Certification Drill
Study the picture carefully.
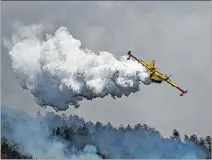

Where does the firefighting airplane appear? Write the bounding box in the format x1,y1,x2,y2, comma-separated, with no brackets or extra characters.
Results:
127,51,188,96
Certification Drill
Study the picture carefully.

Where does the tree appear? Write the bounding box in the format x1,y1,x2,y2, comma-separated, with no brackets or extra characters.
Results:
118,125,125,132
81,125,89,136
125,124,132,131
1,138,33,159
190,134,198,144
63,126,71,140
143,124,148,130
56,127,61,136
205,136,211,145
106,122,113,131
198,137,205,146
184,135,189,142
204,136,211,160
134,124,142,131
95,121,102,130
205,136,211,151
77,125,89,136
173,129,180,138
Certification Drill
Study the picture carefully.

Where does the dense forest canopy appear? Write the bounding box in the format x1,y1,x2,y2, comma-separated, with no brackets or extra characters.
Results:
1,107,211,159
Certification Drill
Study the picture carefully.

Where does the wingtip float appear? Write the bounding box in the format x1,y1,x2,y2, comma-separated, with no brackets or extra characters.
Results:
127,51,188,96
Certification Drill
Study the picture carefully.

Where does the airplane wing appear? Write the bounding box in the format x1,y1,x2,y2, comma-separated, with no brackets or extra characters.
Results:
155,70,188,96
166,79,188,96
127,51,150,69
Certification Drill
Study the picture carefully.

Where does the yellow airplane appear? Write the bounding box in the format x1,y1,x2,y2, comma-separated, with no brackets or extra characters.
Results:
127,51,188,96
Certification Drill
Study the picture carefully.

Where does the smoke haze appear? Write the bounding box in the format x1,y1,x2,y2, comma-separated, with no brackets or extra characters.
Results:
1,106,207,159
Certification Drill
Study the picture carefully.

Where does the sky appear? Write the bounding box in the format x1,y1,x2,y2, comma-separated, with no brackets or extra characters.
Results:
1,1,211,137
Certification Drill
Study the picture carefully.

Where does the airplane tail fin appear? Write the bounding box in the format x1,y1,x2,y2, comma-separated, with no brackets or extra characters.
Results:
149,60,155,68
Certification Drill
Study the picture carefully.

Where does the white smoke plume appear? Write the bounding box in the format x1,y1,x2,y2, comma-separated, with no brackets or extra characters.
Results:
5,24,151,111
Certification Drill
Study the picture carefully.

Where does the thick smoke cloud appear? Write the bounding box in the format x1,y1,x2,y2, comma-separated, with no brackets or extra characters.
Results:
5,24,151,111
